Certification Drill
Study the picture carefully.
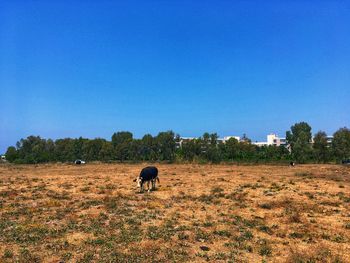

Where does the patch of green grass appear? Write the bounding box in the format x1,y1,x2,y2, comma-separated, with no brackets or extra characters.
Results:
332,234,345,243
119,225,142,244
195,228,212,242
287,245,343,263
80,199,103,209
344,222,350,229
259,242,272,256
80,186,90,192
19,248,41,262
213,229,232,238
259,203,272,209
198,194,214,204
2,249,13,259
284,205,302,223
177,231,189,240
289,232,304,239
1,222,56,245
203,221,214,227
211,186,224,194
259,225,273,235
77,251,95,263
46,190,71,200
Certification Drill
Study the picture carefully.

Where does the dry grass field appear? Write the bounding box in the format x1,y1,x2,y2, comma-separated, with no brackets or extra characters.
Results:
0,163,349,262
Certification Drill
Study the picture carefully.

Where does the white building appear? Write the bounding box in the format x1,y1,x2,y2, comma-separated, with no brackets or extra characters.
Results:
326,136,333,145
253,134,287,147
175,137,197,148
253,141,268,147
176,135,241,148
267,134,287,146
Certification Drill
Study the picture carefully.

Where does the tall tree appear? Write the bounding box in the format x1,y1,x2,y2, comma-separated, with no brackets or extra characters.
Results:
15,136,51,163
129,139,142,161
5,146,18,162
99,141,114,161
83,138,106,161
332,127,350,161
313,131,329,163
286,122,312,163
238,140,256,161
177,139,201,162
210,133,218,146
55,138,75,162
207,133,221,163
256,145,289,161
72,137,86,160
222,137,239,161
155,131,175,161
140,134,156,161
111,131,133,161
111,132,133,148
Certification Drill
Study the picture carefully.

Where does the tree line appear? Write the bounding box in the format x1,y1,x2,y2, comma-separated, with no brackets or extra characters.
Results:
4,122,350,164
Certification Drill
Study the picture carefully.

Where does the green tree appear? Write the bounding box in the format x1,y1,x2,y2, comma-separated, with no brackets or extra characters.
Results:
140,134,156,161
83,138,106,161
332,127,350,161
111,131,133,161
111,131,133,147
210,133,218,146
207,133,221,163
72,137,86,160
55,138,75,162
197,133,222,163
177,139,201,162
129,139,142,161
206,146,221,163
222,137,239,161
99,141,114,161
198,133,210,161
237,141,256,161
5,146,18,162
256,145,289,162
155,131,175,161
16,136,51,163
286,122,312,163
313,131,329,163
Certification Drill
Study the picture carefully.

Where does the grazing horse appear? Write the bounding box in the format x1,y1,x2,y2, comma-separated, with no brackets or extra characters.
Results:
134,166,159,192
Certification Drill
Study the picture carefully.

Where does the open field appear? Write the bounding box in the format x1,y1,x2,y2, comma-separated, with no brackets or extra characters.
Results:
0,163,349,262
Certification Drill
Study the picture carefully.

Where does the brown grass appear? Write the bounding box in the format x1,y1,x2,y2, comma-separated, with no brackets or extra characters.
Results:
0,163,349,262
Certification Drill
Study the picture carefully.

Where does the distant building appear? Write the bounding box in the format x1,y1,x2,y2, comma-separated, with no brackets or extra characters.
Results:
253,134,287,147
175,137,197,148
253,133,333,148
175,135,241,148
253,141,268,147
267,134,287,146
310,135,333,146
218,136,241,143
177,133,333,149
326,136,333,145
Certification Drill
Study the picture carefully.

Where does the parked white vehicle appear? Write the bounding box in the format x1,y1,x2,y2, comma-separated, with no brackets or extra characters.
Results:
74,159,86,165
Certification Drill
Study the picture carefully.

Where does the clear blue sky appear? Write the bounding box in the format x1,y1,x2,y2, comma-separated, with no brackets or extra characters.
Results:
1,0,349,153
